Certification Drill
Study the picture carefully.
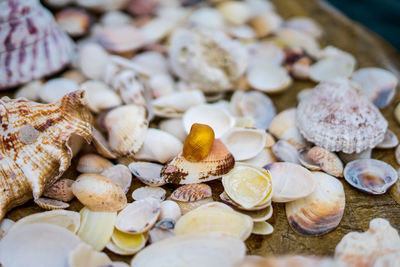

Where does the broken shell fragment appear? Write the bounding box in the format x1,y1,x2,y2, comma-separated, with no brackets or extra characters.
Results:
286,172,345,236
170,184,212,202
183,124,215,162
247,65,292,93
252,221,274,235
272,140,300,164
116,198,161,234
72,173,127,212
175,202,253,241
152,91,206,118
264,162,316,202
77,153,114,174
307,146,344,177
34,198,70,210
43,179,75,202
343,159,398,194
160,200,182,221
376,129,398,149
110,229,147,255
128,162,165,186
68,243,112,267
132,186,167,202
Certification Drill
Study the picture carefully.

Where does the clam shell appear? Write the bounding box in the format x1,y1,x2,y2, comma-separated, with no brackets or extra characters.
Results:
247,65,292,93
104,105,148,156
132,186,167,202
130,51,168,77
128,162,165,186
170,184,212,202
187,7,225,30
109,229,147,255
62,70,87,84
14,80,43,101
160,200,182,221
307,146,344,177
115,198,161,234
246,42,285,69
297,78,388,153
68,243,112,267
183,104,235,138
286,171,345,236
343,159,398,194
101,165,132,194
43,178,75,202
78,42,110,80
81,80,122,113
272,140,300,164
264,162,316,202
174,202,253,241
376,129,398,149
38,78,79,103
237,204,273,222
217,1,251,26
159,118,187,142
98,25,147,53
221,128,266,161
0,223,81,267
351,67,398,108
72,173,127,212
101,11,132,27
276,28,320,58
77,207,116,251
147,74,176,99
161,139,235,184
77,153,114,173
174,197,214,215
240,148,278,168
249,12,282,38
92,128,117,159
131,233,246,267
298,149,321,171
0,218,14,240
252,221,274,235
284,17,323,38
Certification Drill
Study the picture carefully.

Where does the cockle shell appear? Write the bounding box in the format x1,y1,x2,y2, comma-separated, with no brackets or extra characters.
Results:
43,178,75,202
0,0,74,89
297,78,388,153
170,183,212,202
161,139,235,184
307,146,344,177
286,172,345,236
0,90,92,221
34,197,69,210
128,161,165,186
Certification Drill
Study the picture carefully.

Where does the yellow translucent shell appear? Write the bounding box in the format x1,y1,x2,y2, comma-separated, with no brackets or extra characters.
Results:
110,229,146,255
183,123,215,162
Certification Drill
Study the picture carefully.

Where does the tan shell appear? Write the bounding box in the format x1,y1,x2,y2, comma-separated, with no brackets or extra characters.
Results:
34,198,70,210
68,243,112,267
0,90,92,221
307,146,344,177
101,164,132,194
335,218,400,267
77,153,114,173
174,197,214,215
297,78,388,153
286,172,345,236
170,184,212,202
161,139,235,184
43,179,75,202
72,173,127,212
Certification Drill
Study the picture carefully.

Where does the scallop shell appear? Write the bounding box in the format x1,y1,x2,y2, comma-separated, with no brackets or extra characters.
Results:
152,91,206,118
34,197,70,210
252,221,274,235
128,162,165,186
132,186,166,202
77,153,114,174
161,139,235,184
376,129,398,149
297,78,388,153
221,128,266,161
68,243,112,267
170,184,212,202
101,164,132,194
343,159,398,194
272,140,300,164
175,202,253,241
0,0,74,89
43,178,75,202
0,90,92,221
264,162,316,202
307,146,344,177
286,171,345,236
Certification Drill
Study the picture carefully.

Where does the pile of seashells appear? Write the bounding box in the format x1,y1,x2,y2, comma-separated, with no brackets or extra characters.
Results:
1,0,400,266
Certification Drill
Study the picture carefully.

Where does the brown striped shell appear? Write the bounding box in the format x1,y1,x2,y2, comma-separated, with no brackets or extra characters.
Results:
43,178,75,202
170,183,212,202
0,90,92,221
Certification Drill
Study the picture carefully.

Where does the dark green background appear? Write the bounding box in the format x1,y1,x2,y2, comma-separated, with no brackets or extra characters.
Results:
327,0,400,49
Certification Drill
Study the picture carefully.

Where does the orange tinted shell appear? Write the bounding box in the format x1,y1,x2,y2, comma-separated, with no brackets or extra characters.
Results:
183,123,215,162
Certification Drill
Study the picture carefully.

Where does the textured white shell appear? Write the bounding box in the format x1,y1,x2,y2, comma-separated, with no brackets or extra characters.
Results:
297,78,388,153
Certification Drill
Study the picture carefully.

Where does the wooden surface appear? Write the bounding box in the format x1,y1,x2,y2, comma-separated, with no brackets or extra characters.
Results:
3,0,400,262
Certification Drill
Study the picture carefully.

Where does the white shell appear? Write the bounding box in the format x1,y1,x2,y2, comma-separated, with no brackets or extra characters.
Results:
310,52,356,82
14,80,43,101
0,218,14,240
252,221,274,235
132,186,167,202
160,200,182,222
81,80,122,113
159,118,187,142
247,65,292,93
78,42,110,80
284,17,323,38
77,153,114,173
272,140,300,164
128,162,165,186
147,74,176,99
246,42,285,69
38,78,79,103
101,164,132,194
276,29,320,58
187,7,225,30
375,129,398,149
68,243,112,267
100,11,132,27
240,148,277,168
217,1,251,26
131,51,169,77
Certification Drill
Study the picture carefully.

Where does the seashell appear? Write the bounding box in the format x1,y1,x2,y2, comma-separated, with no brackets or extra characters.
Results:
115,198,161,234
221,128,266,161
183,104,235,138
230,90,276,129
77,153,114,174
127,0,157,16
237,204,273,222
0,90,92,221
390,176,400,204
128,162,165,186
43,0,73,8
297,78,388,153
240,148,278,168
78,42,110,80
11,210,80,233
152,91,206,118
101,165,132,194
220,190,272,212
288,57,312,80
351,67,398,108
246,42,285,69
131,232,246,267
249,12,282,38
272,140,300,164
307,146,344,177
55,8,91,37
98,25,147,54
376,129,398,149
0,218,14,240
148,227,174,244
140,17,179,44
75,0,129,12
160,200,182,221
147,74,176,99
187,7,225,30
396,146,400,165
174,197,214,215
334,218,400,267
343,159,398,194
135,128,183,163
81,80,122,113
169,28,247,93
14,80,43,101
170,184,212,202
0,223,82,267
222,163,272,209
101,11,132,27
175,202,253,240
239,255,337,267
43,179,75,202
110,262,130,267
276,29,320,58
132,186,167,202
92,128,117,159
269,108,306,149
247,65,292,93
62,70,87,84
182,123,215,162
298,149,321,171
284,17,323,38
161,139,235,184
68,243,112,267
104,105,148,156
217,1,251,26
286,171,345,236
34,198,70,210
309,53,356,82
72,173,127,212
0,0,74,89
38,78,80,103
68,133,85,158
227,25,256,40
252,221,274,235
159,118,187,142
338,149,372,164
155,219,175,231
77,207,116,251
296,88,313,102
108,229,147,255
264,162,316,202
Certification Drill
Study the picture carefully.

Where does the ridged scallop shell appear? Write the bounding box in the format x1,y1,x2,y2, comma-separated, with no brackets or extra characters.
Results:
170,184,212,202
0,0,74,89
161,139,235,184
0,90,92,221
297,78,388,153
286,172,345,236
34,197,69,210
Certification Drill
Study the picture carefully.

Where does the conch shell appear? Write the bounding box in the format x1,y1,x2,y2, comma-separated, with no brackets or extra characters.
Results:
0,90,92,221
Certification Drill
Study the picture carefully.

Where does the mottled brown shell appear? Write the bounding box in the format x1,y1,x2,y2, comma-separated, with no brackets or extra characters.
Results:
307,146,343,177
0,90,92,220
43,179,75,202
170,184,212,202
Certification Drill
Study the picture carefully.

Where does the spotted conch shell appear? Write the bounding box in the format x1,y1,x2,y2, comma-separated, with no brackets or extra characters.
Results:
0,90,92,220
